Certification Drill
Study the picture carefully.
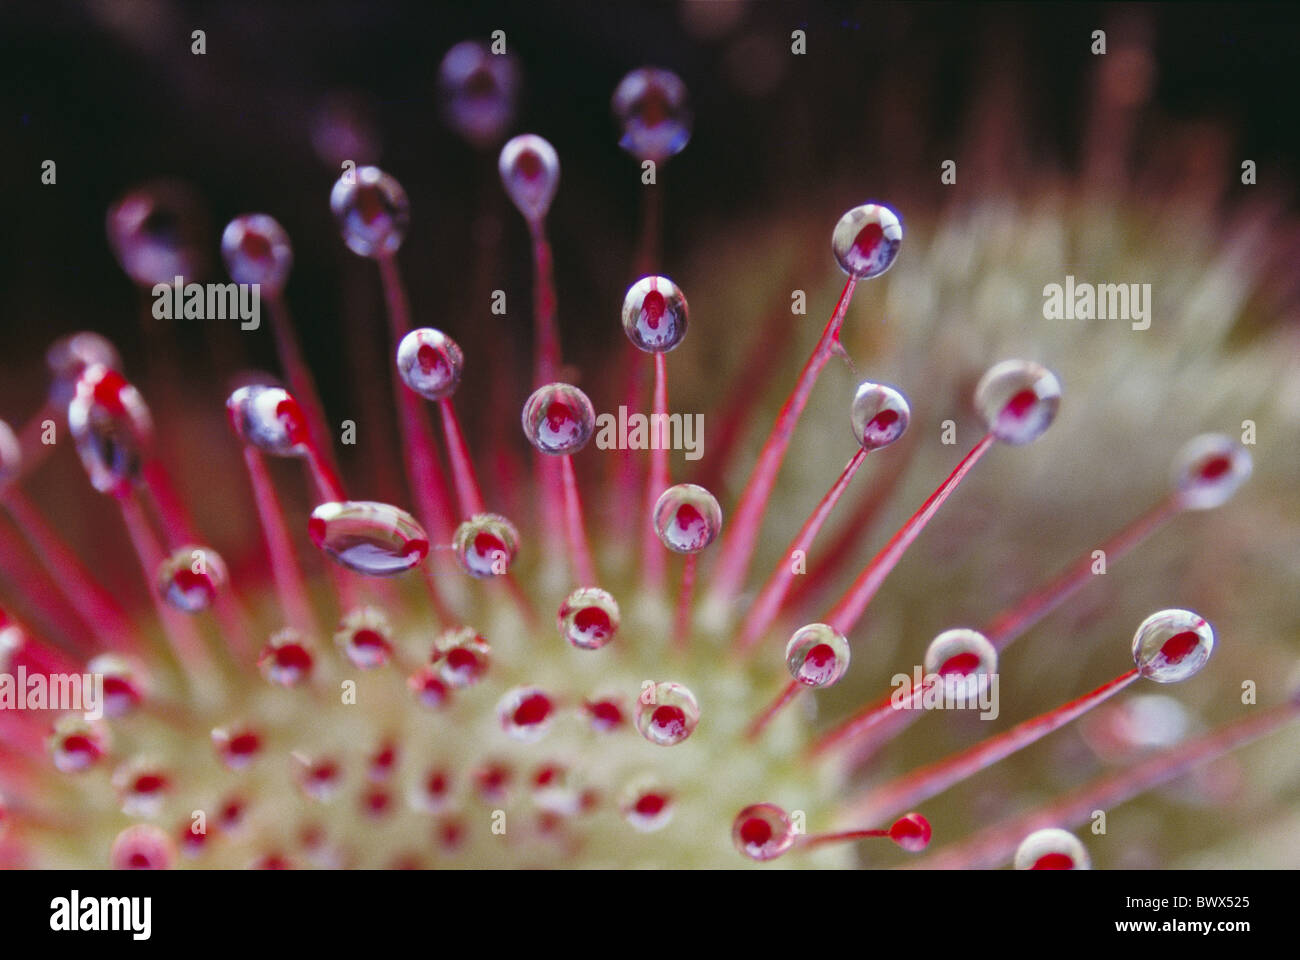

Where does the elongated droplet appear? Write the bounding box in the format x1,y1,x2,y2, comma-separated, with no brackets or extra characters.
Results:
785,623,851,688
396,328,465,401
221,214,293,292
612,67,692,162
974,359,1062,445
1131,609,1214,683
309,501,429,576
1171,433,1252,510
157,545,227,613
432,628,491,688
226,383,311,457
498,687,556,742
924,628,999,698
330,166,410,258
850,381,911,450
452,513,520,577
1014,828,1091,870
499,134,560,224
438,40,519,148
831,203,903,279
653,483,722,554
622,276,688,353
635,681,699,746
259,629,314,687
67,365,153,496
521,383,596,455
732,803,795,861
558,587,621,650
621,778,674,832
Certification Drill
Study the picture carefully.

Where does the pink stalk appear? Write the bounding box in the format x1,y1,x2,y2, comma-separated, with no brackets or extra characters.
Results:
710,276,860,606
0,523,102,656
528,222,562,387
559,455,597,588
839,668,1141,827
809,680,923,761
798,827,896,849
672,553,698,652
823,434,996,636
13,404,58,483
437,398,486,517
641,351,670,589
734,448,868,654
241,447,318,637
745,679,802,741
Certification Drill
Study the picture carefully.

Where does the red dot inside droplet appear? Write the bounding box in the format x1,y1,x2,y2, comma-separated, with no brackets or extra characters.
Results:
1199,456,1232,480
636,793,668,816
1002,388,1039,420
416,343,448,376
1160,630,1201,664
740,816,773,849
352,629,389,656
651,704,687,738
939,651,982,676
852,221,884,261
275,643,312,673
642,289,666,329
545,400,575,432
513,693,553,727
867,408,899,436
587,700,623,730
573,606,612,639
516,149,543,180
1032,852,1075,870
240,230,273,263
275,397,309,446
675,502,703,532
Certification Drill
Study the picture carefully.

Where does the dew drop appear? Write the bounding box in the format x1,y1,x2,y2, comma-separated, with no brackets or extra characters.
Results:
47,332,122,408
612,67,692,162
850,381,911,450
924,628,999,698
334,608,394,669
732,803,795,861
259,628,314,686
635,681,700,746
521,383,596,455
432,628,492,688
221,213,293,292
974,359,1062,445
831,203,903,279
1170,433,1252,510
1131,609,1214,683
309,501,429,577
785,623,851,688
226,383,311,457
438,40,520,148
67,365,153,496
499,134,560,224
498,687,556,742
0,419,20,485
452,513,520,577
329,166,410,258
87,654,147,717
653,483,722,554
888,813,932,852
106,181,209,287
157,545,227,613
621,778,674,832
622,275,689,353
48,717,109,773
558,587,621,650
396,328,465,401
110,823,175,870
1014,828,1091,870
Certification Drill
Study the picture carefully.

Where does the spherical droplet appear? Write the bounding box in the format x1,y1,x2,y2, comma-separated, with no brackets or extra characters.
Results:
889,813,933,852
1014,828,1091,870
1131,609,1214,683
1171,433,1252,510
334,607,394,669
499,134,560,224
47,332,122,408
157,545,227,613
48,717,109,773
974,359,1062,445
221,213,293,292
612,67,692,162
309,501,429,577
259,628,314,686
621,778,674,832
635,681,700,746
396,328,465,401
438,40,520,148
521,383,596,455
585,696,625,732
732,803,795,861
87,654,147,717
850,381,911,450
106,181,210,287
329,166,409,258
558,587,621,650
111,823,175,870
226,383,311,457
452,513,520,577
622,275,689,353
432,628,492,688
784,623,851,688
831,203,903,279
407,667,451,710
0,419,21,485
924,628,999,698
67,365,153,496
498,687,556,742
652,483,722,554
211,727,261,771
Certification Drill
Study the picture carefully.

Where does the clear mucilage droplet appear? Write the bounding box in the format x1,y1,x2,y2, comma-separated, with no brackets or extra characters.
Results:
329,166,410,258
396,328,465,401
452,513,520,577
49,716,109,773
497,687,556,742
557,587,621,650
67,365,153,497
1131,609,1214,683
831,203,903,279
924,628,999,697
635,681,699,746
431,628,492,688
499,134,560,224
106,181,210,287
652,483,722,553
226,384,311,457
87,654,147,717
1014,828,1091,870
1170,433,1252,510
438,40,520,148
974,359,1062,445
221,214,293,293
611,67,692,162
622,276,688,353
784,623,851,688
732,803,795,861
850,381,911,451
620,777,674,832
47,332,122,408
308,501,430,577
335,607,393,670
259,629,314,687
111,823,175,870
521,383,596,455
157,545,228,613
